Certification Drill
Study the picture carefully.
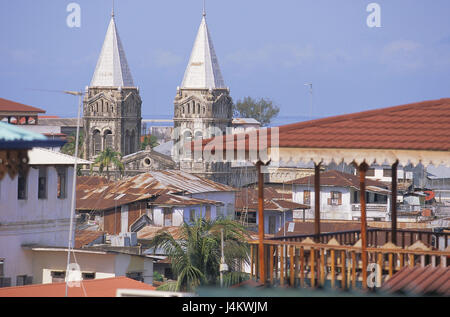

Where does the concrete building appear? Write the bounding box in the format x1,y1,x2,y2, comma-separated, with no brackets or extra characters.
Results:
290,170,391,221
0,147,91,287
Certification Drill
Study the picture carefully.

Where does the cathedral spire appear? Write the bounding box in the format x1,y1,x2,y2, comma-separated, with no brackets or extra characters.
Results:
181,10,226,89
90,11,134,87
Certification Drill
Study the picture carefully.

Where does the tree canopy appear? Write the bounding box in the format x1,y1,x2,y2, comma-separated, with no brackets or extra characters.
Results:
90,147,124,179
149,218,250,292
233,97,280,127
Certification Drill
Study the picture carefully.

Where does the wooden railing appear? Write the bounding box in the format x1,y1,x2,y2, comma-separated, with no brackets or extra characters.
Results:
249,239,450,289
271,229,450,250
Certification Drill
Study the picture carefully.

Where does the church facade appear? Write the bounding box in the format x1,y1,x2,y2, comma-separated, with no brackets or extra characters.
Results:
172,11,233,185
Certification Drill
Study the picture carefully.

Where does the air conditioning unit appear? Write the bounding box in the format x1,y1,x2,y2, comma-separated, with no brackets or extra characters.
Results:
120,232,137,247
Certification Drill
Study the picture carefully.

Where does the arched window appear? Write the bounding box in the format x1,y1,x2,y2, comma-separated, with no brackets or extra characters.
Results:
130,130,136,154
187,103,190,114
194,131,203,141
104,130,113,150
93,130,101,155
197,104,200,114
125,130,130,155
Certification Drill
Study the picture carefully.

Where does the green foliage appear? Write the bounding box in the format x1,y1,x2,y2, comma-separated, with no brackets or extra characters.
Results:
149,218,250,292
90,147,124,179
233,97,280,127
141,135,160,150
153,271,164,282
61,130,84,158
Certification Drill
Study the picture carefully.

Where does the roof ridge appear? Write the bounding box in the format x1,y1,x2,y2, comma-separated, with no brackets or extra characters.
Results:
278,98,450,132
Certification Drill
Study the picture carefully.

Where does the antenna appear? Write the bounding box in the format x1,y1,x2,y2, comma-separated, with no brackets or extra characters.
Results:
304,83,313,120
203,0,206,17
112,0,115,17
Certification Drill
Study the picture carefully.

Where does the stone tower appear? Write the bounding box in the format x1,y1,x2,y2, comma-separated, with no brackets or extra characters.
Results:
83,11,141,161
173,10,233,184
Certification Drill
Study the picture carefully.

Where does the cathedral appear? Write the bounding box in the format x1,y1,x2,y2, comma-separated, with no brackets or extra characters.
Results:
172,10,234,185
80,7,311,185
82,10,174,175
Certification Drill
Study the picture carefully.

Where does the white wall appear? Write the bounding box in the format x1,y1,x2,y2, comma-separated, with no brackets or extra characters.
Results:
191,191,236,219
292,185,353,220
0,165,74,285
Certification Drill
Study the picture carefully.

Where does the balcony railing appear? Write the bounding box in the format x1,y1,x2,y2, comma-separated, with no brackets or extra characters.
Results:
271,228,450,250
249,237,449,290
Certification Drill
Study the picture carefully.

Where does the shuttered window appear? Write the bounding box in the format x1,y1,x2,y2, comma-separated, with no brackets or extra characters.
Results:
328,191,342,206
303,190,311,205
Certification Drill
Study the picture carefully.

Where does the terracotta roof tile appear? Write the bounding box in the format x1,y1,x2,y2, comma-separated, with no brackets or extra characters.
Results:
0,97,46,113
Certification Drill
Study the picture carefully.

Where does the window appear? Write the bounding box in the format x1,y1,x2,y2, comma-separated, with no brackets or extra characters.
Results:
17,171,27,200
16,275,32,286
303,190,311,205
366,168,375,177
0,259,4,277
268,216,276,234
383,169,392,177
216,206,224,219
51,271,65,283
163,208,172,227
328,191,342,206
93,130,101,155
126,272,143,282
82,272,95,280
57,167,67,199
38,167,47,199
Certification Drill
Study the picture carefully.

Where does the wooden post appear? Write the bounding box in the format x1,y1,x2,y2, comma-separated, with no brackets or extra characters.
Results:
351,251,357,289
280,245,285,286
391,162,398,245
320,248,325,286
341,250,346,289
359,163,369,290
330,249,335,288
310,248,316,288
300,247,305,288
269,245,274,285
257,161,265,284
250,244,254,278
314,163,321,242
289,246,294,286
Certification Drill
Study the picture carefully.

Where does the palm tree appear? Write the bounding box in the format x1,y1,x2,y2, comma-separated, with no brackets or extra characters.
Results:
149,218,250,292
61,130,84,158
90,147,124,179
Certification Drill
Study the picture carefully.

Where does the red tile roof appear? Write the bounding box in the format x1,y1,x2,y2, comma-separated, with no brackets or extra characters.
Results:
193,98,450,153
0,276,156,297
381,265,450,296
0,97,46,113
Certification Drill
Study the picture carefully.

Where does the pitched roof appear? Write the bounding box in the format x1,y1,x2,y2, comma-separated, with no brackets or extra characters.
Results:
193,98,450,167
90,15,134,87
235,187,309,212
381,265,450,296
0,276,155,297
181,15,226,89
75,230,105,248
28,147,92,165
76,170,235,212
0,97,45,113
288,170,390,194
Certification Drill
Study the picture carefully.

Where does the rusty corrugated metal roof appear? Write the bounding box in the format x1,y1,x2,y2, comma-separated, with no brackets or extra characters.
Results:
235,187,309,212
77,170,234,212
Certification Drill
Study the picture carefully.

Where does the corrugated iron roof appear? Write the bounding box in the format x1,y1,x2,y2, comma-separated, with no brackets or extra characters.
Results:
76,170,234,212
288,170,390,194
381,265,450,296
235,187,309,212
75,230,105,249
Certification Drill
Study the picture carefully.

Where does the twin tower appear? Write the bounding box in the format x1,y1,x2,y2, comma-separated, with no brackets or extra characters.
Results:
82,9,232,183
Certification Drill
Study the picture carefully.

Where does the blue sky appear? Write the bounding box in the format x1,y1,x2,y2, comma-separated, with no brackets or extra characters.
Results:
1,0,449,125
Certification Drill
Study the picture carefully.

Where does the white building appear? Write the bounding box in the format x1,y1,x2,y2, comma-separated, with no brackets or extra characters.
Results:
291,170,391,221
0,148,91,287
